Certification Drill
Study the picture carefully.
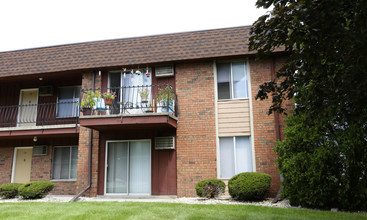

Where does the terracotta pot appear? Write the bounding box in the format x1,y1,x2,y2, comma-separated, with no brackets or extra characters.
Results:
105,98,113,106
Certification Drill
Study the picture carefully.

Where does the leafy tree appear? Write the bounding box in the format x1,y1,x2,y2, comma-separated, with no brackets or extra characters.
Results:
249,0,367,211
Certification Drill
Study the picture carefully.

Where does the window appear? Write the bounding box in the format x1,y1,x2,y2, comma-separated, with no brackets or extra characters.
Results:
217,62,249,99
52,146,78,180
219,136,253,179
57,86,81,117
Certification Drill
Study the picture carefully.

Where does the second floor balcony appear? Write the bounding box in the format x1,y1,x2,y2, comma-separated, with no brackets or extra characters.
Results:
0,102,79,137
79,84,177,131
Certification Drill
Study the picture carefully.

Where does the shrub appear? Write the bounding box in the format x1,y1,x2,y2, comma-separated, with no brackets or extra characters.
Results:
0,183,23,199
18,181,54,199
276,113,367,211
196,179,226,198
228,172,271,201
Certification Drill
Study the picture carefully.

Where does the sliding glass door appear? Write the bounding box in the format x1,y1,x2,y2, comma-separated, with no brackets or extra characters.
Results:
105,140,151,195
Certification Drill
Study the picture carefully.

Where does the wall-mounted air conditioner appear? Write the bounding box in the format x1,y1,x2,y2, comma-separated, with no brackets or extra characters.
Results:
33,145,48,156
155,65,174,77
39,86,54,96
155,136,175,150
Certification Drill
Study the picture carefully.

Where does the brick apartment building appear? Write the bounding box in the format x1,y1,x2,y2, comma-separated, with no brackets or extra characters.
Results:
0,26,285,198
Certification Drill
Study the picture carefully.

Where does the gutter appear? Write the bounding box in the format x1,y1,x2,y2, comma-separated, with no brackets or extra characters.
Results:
70,71,95,202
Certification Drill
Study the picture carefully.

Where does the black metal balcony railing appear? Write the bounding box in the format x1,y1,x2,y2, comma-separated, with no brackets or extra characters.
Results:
80,84,176,116
0,102,79,128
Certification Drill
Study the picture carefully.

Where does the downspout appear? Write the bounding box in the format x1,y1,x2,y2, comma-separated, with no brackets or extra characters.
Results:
70,71,95,202
271,58,281,141
270,59,283,203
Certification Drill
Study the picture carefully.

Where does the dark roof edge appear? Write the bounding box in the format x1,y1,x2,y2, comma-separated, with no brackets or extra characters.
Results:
0,25,252,54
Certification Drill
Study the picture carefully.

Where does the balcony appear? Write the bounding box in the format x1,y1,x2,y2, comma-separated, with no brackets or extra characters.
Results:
79,85,177,131
0,102,79,138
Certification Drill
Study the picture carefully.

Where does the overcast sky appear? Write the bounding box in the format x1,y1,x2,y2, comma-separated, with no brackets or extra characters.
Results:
0,0,270,52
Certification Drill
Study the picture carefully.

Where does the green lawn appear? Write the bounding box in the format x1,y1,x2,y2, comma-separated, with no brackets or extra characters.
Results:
0,202,366,220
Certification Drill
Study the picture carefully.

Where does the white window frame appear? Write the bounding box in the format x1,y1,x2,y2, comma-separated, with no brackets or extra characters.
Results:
56,85,81,118
219,136,253,179
51,145,78,180
217,62,248,100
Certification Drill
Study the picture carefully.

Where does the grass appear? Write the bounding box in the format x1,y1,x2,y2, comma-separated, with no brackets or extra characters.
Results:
0,202,366,220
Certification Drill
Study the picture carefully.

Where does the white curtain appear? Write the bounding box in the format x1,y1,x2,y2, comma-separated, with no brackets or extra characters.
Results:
232,62,248,98
219,137,235,179
52,146,77,180
219,136,253,179
235,137,253,173
106,142,128,193
129,141,151,194
106,141,150,194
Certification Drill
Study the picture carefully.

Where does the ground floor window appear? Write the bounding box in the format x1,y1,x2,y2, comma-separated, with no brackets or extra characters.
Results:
106,140,151,195
219,136,253,179
52,146,78,180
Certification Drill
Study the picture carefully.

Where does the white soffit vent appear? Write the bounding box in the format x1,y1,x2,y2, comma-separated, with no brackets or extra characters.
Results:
155,136,175,150
39,86,54,96
33,145,48,156
155,65,174,77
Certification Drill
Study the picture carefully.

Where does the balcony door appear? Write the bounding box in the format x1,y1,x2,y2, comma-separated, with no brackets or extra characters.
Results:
108,70,151,114
105,140,151,195
18,89,38,127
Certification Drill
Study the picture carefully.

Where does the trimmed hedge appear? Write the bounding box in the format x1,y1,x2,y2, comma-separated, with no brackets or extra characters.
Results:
0,183,23,199
18,181,54,199
228,172,271,201
196,179,225,198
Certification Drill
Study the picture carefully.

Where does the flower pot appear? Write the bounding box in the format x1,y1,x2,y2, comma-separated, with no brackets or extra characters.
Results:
82,107,91,116
105,98,113,106
141,97,148,103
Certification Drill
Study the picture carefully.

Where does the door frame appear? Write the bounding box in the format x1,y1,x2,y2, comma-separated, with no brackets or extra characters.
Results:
17,88,39,127
11,147,33,183
104,139,151,196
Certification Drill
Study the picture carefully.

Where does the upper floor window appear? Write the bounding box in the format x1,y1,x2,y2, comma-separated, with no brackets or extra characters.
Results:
217,62,249,99
57,86,81,118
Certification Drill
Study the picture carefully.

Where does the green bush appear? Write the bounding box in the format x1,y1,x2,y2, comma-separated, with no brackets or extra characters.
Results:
276,113,367,211
18,181,54,199
0,183,23,199
228,172,271,201
196,179,226,198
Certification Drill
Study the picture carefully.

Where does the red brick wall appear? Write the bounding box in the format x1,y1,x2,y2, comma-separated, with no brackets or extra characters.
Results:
76,71,101,196
0,147,14,184
175,61,217,197
249,57,286,196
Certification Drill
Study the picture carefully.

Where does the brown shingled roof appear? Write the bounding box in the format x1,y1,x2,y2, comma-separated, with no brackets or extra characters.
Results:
0,26,254,77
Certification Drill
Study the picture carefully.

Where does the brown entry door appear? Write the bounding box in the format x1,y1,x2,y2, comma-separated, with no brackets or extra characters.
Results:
19,89,38,127
13,148,33,183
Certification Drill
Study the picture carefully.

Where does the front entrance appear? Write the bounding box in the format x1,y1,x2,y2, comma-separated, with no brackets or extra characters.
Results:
18,89,39,126
12,147,33,183
105,140,151,195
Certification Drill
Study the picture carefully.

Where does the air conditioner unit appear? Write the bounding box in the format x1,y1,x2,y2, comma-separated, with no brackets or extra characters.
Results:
155,136,175,150
33,145,48,156
39,86,54,96
155,65,174,77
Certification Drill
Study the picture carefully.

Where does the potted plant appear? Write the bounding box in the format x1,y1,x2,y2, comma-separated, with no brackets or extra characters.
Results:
80,90,100,115
156,87,175,113
103,91,116,106
139,88,150,103
145,104,153,113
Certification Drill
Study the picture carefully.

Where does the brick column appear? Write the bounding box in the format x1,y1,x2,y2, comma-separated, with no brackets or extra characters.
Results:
76,71,101,197
175,61,217,197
